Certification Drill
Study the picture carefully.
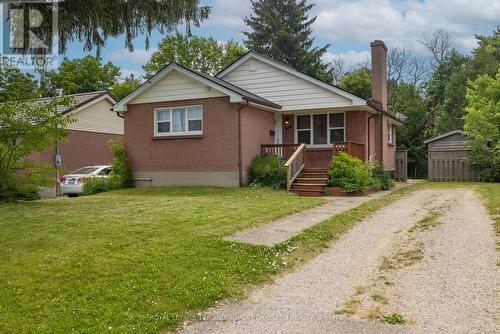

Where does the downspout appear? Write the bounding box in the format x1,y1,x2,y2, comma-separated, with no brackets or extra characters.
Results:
116,112,124,119
236,100,250,186
367,110,379,162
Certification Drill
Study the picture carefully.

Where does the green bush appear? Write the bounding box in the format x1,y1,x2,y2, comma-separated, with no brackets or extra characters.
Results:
108,139,134,189
248,155,287,189
15,185,40,201
83,177,114,195
328,152,372,192
82,140,133,196
371,165,395,190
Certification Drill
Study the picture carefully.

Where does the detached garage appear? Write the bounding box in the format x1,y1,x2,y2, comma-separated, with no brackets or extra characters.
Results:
425,130,480,181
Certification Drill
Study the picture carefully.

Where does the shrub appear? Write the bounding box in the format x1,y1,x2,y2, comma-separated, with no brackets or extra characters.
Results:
108,139,134,189
248,155,287,189
82,140,133,196
371,165,395,190
83,177,114,195
328,152,371,192
15,185,41,201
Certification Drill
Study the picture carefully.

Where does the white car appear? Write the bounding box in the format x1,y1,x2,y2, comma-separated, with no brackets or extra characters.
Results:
59,165,113,197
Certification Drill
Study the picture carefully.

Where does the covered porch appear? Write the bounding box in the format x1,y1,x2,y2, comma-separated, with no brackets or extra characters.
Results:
263,110,369,168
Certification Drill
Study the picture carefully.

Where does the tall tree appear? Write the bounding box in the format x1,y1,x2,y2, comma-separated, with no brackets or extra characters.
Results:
111,77,142,101
338,68,372,99
390,83,429,178
143,33,246,77
0,66,39,102
40,56,120,95
425,51,469,135
419,29,455,67
243,0,332,82
463,70,500,182
8,1,210,55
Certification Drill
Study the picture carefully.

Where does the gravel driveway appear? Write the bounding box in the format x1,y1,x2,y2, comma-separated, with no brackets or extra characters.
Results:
179,188,498,334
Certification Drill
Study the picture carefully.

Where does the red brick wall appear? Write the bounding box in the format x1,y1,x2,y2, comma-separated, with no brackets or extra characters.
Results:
241,106,275,172
124,96,240,172
29,130,121,173
346,110,369,159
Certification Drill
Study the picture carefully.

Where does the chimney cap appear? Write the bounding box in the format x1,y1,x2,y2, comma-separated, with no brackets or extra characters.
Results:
370,40,387,51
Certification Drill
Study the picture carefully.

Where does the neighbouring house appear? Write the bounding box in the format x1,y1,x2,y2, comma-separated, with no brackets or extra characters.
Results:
29,91,123,174
113,40,403,194
425,130,480,181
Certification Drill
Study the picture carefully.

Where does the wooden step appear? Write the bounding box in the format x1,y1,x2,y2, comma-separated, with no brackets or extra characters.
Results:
303,168,329,173
290,189,324,197
301,173,328,179
291,184,325,192
296,177,328,184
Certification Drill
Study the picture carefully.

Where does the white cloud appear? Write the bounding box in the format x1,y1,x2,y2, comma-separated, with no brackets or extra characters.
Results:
117,68,145,82
107,48,157,66
322,50,370,69
313,0,500,53
205,0,499,55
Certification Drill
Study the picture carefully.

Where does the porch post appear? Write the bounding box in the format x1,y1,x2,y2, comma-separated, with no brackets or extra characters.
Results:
274,111,283,144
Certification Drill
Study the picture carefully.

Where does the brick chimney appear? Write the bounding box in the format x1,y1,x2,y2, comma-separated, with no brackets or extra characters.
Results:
370,40,388,110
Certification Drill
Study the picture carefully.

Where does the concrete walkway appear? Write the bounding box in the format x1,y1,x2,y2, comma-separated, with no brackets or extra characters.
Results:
224,191,390,246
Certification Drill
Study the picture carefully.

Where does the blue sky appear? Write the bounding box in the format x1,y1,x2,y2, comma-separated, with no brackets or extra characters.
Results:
62,0,500,80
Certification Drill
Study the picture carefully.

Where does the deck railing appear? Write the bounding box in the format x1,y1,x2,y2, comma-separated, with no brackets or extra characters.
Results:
284,144,306,191
332,142,365,160
261,144,301,161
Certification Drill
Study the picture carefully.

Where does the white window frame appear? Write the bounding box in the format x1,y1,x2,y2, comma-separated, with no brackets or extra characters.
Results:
153,105,203,137
329,112,345,144
296,115,312,145
294,111,345,147
387,124,393,144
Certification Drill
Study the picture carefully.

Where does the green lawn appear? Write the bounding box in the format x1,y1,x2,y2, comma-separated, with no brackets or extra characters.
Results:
0,187,324,334
1,183,497,333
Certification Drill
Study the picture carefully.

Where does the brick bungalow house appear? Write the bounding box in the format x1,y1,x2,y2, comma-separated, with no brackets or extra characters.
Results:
30,91,123,173
113,40,402,194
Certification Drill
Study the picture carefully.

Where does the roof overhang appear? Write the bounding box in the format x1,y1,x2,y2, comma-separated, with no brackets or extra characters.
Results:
424,130,465,145
112,63,280,112
366,100,404,126
65,92,116,116
217,51,368,107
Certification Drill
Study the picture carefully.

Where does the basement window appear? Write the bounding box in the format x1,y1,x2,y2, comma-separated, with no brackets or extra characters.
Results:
154,105,203,137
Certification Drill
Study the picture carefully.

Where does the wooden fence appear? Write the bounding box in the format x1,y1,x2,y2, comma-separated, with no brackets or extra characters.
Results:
395,150,407,182
428,150,480,181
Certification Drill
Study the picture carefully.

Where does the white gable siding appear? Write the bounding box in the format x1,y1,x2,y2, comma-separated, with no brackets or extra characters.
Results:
130,70,225,105
222,58,352,111
67,98,123,135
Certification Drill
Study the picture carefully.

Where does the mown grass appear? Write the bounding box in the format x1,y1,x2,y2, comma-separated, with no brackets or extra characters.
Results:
2,181,495,333
0,187,324,334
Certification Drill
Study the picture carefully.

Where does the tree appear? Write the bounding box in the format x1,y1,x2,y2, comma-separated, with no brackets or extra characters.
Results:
328,57,347,85
243,0,332,82
0,66,39,103
468,28,500,79
463,69,500,182
419,29,455,66
111,77,142,101
0,96,74,201
8,1,210,55
425,51,469,135
339,67,372,99
390,83,429,178
40,56,120,95
143,33,246,77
